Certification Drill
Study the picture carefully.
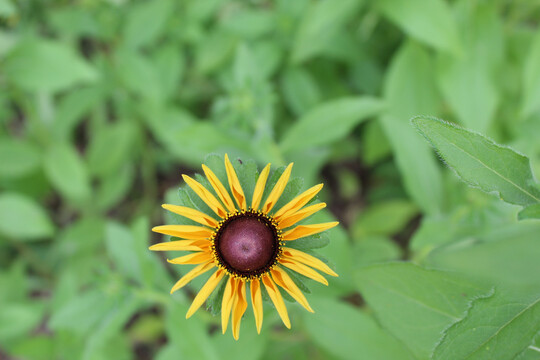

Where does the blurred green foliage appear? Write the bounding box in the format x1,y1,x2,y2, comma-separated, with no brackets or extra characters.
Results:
1,0,540,359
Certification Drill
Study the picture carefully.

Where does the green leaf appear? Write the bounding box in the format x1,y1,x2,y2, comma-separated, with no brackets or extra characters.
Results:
81,295,142,360
52,86,104,141
412,117,540,206
4,39,98,92
361,120,392,166
220,9,275,40
96,164,134,212
291,0,360,63
55,217,105,258
50,290,111,334
141,105,252,166
210,312,268,360
522,28,540,118
424,221,540,291
376,0,460,54
105,221,142,283
8,335,54,360
515,334,540,360
131,216,172,292
195,32,236,74
0,303,43,343
352,200,417,238
44,142,91,202
123,0,173,49
353,236,402,266
433,289,540,360
302,297,415,360
0,139,41,179
165,303,219,360
280,97,385,153
519,204,540,220
87,121,137,178
381,42,443,214
286,233,330,251
356,262,490,359
436,3,502,132
116,49,163,102
280,67,321,116
0,0,16,17
153,43,185,99
0,193,54,240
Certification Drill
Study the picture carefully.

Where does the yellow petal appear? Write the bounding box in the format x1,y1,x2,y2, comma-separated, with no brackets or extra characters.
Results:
186,269,225,318
262,163,293,214
202,164,236,213
250,278,263,334
279,258,328,285
149,239,210,251
152,225,214,240
281,222,339,241
282,247,338,277
224,154,247,210
221,277,236,334
167,251,212,265
251,163,271,211
162,204,219,228
274,184,323,221
261,275,291,329
278,203,327,229
170,262,214,294
183,175,228,218
271,267,313,313
232,281,248,340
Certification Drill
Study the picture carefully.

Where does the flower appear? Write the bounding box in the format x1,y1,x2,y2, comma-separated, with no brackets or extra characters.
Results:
150,154,338,339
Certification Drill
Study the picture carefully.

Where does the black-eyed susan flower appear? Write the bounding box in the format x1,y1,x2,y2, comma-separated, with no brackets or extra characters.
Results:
150,154,338,339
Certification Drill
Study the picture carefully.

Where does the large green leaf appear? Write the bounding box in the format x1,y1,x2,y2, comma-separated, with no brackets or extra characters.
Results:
522,28,540,118
352,200,417,238
280,67,321,116
105,221,142,283
413,117,540,206
381,42,443,214
44,142,91,202
303,297,415,360
115,49,163,102
0,193,54,240
424,221,540,291
376,0,460,54
280,97,385,154
356,262,490,359
291,0,360,63
141,105,252,166
86,121,137,178
0,139,41,179
518,204,540,220
210,312,268,360
433,289,540,360
122,0,173,49
3,39,98,92
436,3,502,132
165,303,219,360
52,86,105,141
0,303,43,344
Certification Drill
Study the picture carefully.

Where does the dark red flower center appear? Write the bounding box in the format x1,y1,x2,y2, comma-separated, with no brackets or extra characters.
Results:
214,211,280,277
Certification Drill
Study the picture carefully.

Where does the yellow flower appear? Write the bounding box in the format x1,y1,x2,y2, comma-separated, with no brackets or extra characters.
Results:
150,155,338,339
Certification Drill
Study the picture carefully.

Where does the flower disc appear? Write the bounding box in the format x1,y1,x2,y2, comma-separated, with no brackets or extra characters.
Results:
214,211,280,277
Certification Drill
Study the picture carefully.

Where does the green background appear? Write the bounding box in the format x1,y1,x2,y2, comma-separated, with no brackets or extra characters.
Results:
1,0,540,359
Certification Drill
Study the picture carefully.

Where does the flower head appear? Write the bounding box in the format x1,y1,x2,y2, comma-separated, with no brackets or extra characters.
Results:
150,154,338,339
